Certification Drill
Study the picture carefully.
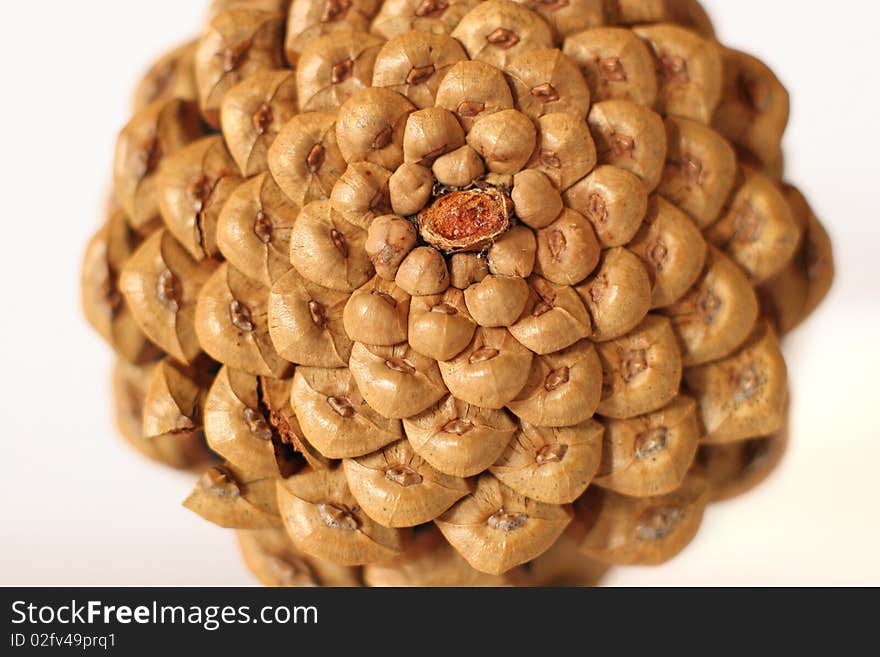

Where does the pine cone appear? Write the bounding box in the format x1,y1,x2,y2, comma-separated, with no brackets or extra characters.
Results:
83,0,834,586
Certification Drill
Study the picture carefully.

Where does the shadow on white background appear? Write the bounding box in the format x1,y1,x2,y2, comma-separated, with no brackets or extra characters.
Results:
0,0,877,586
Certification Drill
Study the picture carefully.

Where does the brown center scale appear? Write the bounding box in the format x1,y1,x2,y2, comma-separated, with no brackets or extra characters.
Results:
416,187,513,253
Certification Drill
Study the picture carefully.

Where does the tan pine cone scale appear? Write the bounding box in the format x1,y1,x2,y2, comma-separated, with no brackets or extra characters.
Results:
83,0,833,586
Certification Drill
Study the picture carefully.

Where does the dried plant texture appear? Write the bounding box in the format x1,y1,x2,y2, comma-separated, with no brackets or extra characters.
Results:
713,48,789,175
508,275,592,354
238,528,363,586
277,467,406,565
435,475,572,574
759,186,834,335
525,525,609,586
490,420,604,504
87,0,833,587
194,263,291,377
217,173,298,287
141,359,213,465
221,70,298,177
114,99,204,234
203,367,319,481
595,314,682,419
363,525,518,586
403,395,516,477
296,32,385,112
344,440,471,526
705,167,800,284
82,212,161,365
157,136,244,260
195,9,285,127
695,415,789,502
119,230,215,364
285,0,380,66
112,360,212,469
268,112,347,207
685,321,788,444
578,475,710,565
134,41,199,111
373,33,468,110
594,396,700,497
184,465,283,529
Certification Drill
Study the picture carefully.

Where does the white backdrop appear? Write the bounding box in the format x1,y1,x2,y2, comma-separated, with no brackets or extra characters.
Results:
0,0,877,586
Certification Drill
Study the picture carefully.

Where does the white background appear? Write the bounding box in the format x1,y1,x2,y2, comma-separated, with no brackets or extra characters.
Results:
0,0,877,586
